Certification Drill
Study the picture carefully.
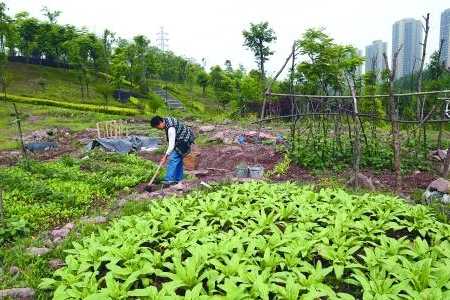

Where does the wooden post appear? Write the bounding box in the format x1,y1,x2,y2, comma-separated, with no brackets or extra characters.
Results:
12,103,27,159
443,148,450,178
384,50,402,192
96,123,101,138
0,190,4,226
347,76,361,189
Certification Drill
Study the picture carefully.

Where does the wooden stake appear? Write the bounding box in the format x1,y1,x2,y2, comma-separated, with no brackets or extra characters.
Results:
96,123,101,138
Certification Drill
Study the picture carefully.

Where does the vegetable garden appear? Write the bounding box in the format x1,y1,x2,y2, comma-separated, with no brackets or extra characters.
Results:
0,151,159,245
39,182,450,299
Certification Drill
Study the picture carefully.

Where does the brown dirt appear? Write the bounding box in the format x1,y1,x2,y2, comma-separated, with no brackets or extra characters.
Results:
361,169,437,194
0,128,97,166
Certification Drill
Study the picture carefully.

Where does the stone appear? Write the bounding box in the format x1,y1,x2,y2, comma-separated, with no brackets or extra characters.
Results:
172,182,186,191
223,137,233,145
427,178,449,193
346,173,375,191
80,216,107,224
48,259,65,270
188,169,209,177
199,125,215,133
26,247,51,257
50,228,70,240
9,266,20,276
0,288,35,300
43,239,55,248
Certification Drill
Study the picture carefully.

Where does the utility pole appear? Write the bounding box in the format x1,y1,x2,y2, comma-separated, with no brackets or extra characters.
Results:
156,26,169,52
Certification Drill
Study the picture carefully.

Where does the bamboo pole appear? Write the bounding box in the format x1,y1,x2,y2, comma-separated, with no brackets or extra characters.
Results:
96,123,101,138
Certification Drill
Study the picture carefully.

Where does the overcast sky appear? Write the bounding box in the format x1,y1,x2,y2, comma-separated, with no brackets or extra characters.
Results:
5,0,449,76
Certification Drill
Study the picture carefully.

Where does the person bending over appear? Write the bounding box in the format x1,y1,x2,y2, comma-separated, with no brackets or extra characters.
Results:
150,116,195,185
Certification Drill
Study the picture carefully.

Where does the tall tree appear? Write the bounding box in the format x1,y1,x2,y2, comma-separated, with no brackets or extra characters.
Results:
41,6,61,24
242,22,276,94
196,70,209,96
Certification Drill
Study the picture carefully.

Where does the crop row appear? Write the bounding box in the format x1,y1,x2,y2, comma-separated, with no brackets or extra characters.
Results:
40,182,450,299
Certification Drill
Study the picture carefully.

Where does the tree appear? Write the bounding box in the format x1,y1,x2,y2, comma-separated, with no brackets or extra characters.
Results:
41,6,61,24
15,14,39,60
95,83,114,106
296,29,363,95
196,70,209,96
225,59,233,73
243,22,276,93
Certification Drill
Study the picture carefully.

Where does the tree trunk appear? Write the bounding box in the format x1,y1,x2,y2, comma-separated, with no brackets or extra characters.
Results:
416,13,430,121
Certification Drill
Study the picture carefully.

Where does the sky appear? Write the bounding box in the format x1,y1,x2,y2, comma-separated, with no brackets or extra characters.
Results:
5,0,449,77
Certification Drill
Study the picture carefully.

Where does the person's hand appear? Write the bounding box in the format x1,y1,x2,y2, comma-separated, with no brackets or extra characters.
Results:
160,155,168,165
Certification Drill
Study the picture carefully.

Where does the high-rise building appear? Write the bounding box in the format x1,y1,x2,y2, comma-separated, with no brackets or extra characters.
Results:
365,40,387,76
356,49,363,76
392,18,423,79
440,8,450,68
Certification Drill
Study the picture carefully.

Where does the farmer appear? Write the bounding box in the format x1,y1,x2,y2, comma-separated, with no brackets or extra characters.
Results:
150,116,195,185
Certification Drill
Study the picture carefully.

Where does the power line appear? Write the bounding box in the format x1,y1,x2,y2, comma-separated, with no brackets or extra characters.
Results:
156,26,169,52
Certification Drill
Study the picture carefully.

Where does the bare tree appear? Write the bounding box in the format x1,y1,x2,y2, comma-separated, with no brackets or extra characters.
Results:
383,46,402,192
417,13,430,120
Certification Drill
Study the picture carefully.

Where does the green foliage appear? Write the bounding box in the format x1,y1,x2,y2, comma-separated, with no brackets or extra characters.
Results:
0,152,159,234
0,217,29,245
266,153,292,177
242,21,277,80
290,126,432,172
39,182,450,299
296,28,364,95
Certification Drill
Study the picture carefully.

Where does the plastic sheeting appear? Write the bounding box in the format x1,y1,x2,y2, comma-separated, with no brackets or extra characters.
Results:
86,136,159,153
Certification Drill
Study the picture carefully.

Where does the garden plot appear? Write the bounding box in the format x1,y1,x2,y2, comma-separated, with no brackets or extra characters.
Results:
0,151,160,244
40,182,450,299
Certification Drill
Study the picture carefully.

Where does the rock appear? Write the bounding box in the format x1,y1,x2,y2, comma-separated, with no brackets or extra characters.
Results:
346,173,375,191
210,131,225,141
172,182,186,191
223,137,233,145
63,222,75,230
48,259,65,270
429,149,448,161
9,266,20,276
26,247,51,257
0,288,35,300
42,239,55,248
199,125,215,133
413,170,421,175
222,119,232,125
80,216,107,224
50,228,70,240
427,178,449,193
259,132,276,140
188,169,209,177
437,149,448,160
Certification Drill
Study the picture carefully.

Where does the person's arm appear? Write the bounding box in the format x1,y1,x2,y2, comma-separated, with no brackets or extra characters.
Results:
165,127,176,156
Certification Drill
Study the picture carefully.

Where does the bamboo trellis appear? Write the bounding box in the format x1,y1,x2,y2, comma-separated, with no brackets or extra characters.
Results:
96,120,128,138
